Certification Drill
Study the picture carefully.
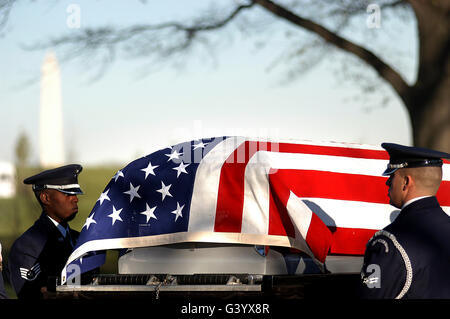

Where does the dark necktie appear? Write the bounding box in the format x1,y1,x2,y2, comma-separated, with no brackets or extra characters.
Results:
60,221,74,248
65,227,74,248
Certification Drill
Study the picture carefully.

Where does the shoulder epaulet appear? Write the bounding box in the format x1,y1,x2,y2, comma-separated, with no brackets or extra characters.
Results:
369,230,413,299
11,218,50,259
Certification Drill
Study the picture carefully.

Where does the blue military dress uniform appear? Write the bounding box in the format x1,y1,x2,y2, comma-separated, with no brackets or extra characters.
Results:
0,274,6,299
360,196,450,298
8,164,83,299
8,213,79,299
360,143,450,299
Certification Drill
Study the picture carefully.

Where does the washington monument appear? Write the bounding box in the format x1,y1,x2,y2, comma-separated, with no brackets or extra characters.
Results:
40,52,65,167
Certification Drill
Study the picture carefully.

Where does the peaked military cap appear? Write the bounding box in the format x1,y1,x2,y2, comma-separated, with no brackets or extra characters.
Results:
381,143,450,176
23,164,84,195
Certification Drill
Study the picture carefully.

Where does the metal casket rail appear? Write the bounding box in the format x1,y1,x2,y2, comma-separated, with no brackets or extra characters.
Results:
55,273,360,299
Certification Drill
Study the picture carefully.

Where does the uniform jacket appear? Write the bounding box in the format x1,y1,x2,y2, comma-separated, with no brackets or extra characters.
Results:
360,196,450,298
0,273,6,299
8,212,79,299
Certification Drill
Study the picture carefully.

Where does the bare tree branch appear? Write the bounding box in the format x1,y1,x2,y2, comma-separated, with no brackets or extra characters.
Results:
254,0,412,104
18,1,256,78
2,0,448,149
24,2,255,53
0,0,15,33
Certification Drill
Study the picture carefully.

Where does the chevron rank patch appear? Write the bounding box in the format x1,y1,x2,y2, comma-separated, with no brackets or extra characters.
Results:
20,263,41,281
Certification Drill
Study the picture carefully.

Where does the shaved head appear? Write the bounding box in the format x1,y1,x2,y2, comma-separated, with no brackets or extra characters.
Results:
399,166,442,195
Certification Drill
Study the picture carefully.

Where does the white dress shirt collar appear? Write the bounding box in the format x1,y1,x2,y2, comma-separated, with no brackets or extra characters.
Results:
47,215,68,238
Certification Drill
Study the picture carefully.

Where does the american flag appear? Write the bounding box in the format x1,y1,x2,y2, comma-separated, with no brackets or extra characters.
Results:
61,137,450,283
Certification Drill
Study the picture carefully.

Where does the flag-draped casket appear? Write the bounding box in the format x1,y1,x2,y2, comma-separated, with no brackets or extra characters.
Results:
61,137,450,283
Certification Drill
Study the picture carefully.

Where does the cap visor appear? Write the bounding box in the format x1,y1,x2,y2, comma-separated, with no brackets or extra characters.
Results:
58,188,84,195
382,167,397,176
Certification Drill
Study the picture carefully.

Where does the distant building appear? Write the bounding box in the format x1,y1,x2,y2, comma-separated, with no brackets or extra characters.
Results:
40,51,65,168
0,162,16,198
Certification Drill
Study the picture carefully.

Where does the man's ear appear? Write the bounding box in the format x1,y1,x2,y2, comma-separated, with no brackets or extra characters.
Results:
39,191,51,205
402,175,409,191
403,175,415,191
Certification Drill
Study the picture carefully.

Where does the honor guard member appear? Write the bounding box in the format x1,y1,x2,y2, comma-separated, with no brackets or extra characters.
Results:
360,143,450,298
8,164,83,299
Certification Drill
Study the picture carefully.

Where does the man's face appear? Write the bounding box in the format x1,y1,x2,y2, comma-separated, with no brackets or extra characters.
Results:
41,189,79,223
386,170,406,209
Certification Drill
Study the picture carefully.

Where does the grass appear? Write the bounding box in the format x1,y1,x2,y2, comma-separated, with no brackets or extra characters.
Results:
0,165,122,298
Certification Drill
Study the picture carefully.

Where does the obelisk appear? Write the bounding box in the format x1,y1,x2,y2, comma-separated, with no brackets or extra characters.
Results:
39,52,65,168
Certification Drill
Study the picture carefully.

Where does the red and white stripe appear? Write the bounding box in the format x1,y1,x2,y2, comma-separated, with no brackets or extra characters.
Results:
189,137,450,260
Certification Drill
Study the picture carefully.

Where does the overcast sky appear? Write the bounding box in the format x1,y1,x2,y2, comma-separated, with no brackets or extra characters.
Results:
0,0,415,166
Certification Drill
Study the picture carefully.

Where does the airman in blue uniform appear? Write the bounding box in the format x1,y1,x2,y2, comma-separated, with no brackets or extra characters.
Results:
360,143,450,298
8,164,83,299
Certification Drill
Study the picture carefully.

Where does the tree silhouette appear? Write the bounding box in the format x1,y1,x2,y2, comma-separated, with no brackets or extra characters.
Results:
14,131,30,169
2,0,449,151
